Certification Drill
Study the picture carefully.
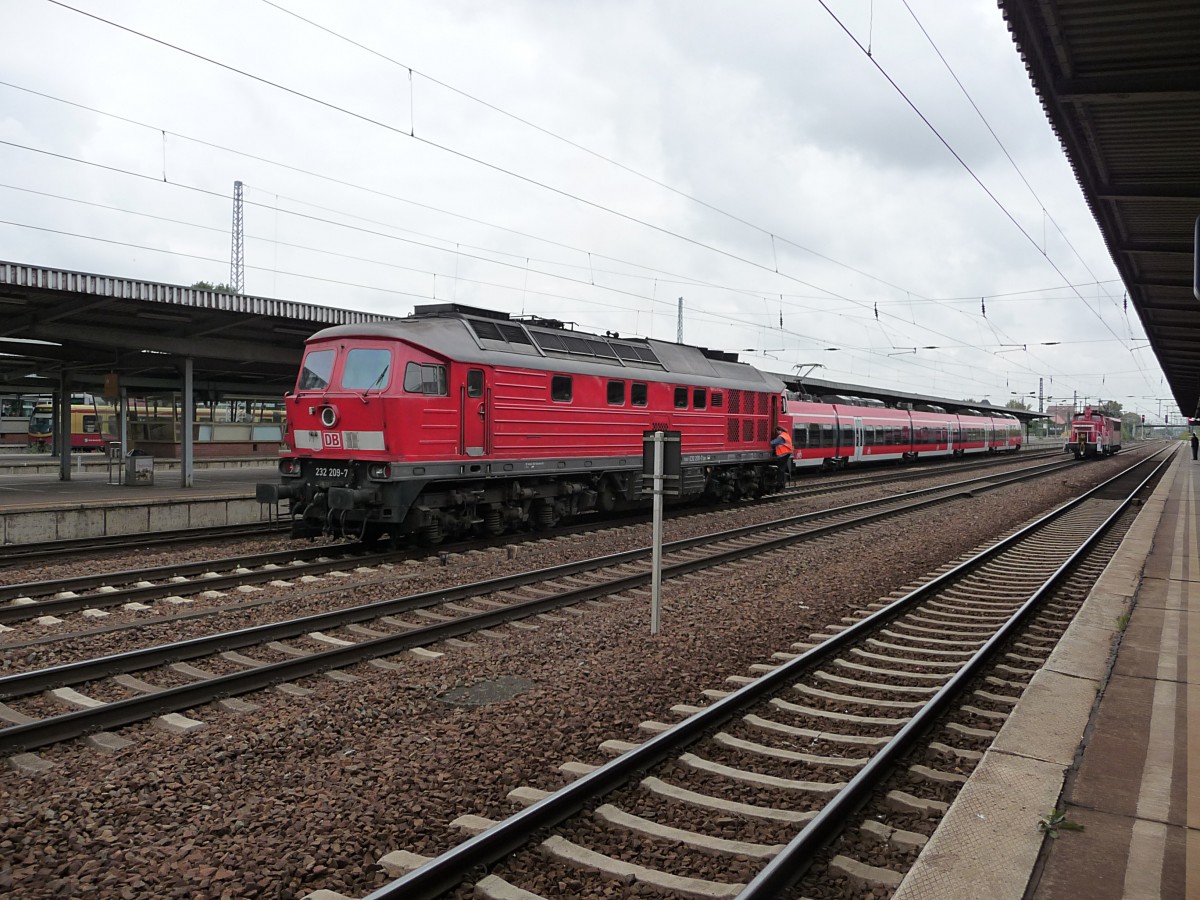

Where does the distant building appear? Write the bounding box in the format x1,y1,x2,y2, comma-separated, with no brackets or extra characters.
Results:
1046,405,1075,426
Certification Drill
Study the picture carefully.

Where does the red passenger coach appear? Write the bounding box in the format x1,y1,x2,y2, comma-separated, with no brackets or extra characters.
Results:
259,304,788,543
784,396,1021,470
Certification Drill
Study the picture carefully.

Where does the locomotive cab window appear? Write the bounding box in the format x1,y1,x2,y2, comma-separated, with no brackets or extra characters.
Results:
551,375,573,402
631,382,648,407
606,380,625,405
674,387,688,409
298,349,335,391
467,369,484,398
341,348,392,391
403,362,448,396
693,388,707,410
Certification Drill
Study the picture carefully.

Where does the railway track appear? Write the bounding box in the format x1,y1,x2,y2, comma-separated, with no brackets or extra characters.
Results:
0,449,1109,758
354,450,1167,899
774,446,1063,500
0,451,1080,629
0,521,291,567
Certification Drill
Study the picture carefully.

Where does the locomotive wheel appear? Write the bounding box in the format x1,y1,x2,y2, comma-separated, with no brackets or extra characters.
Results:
362,525,399,549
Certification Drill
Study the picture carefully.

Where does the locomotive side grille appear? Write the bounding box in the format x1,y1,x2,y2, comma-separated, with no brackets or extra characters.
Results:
757,420,768,442
728,418,740,441
758,392,768,414
729,390,741,414
743,418,753,442
652,420,669,432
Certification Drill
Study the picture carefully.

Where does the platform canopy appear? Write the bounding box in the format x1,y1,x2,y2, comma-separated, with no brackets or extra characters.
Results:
0,261,398,399
998,1,1200,416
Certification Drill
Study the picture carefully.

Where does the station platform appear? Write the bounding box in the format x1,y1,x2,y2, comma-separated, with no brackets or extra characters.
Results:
896,446,1195,900
0,455,279,543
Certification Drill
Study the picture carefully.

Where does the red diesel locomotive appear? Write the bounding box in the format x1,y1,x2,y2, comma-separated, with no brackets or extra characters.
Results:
258,303,789,543
258,303,1025,543
1065,407,1121,458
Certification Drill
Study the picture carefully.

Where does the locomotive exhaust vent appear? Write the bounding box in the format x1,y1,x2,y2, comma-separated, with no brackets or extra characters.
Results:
320,405,338,428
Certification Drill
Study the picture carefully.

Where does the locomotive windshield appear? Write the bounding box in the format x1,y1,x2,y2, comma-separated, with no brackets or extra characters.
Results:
298,349,335,391
342,348,391,391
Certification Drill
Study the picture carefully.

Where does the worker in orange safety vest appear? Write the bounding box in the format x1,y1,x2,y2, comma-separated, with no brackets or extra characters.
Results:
770,425,793,482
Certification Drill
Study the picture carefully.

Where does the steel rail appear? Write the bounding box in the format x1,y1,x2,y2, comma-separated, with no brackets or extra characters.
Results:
0,521,290,566
0,542,364,603
0,546,379,622
0,458,1070,628
0,453,1097,753
0,456,1075,698
737,451,1172,897
359,450,1170,899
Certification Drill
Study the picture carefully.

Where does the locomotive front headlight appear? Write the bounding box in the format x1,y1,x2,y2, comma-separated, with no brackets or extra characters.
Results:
320,405,338,428
368,463,392,479
279,458,300,476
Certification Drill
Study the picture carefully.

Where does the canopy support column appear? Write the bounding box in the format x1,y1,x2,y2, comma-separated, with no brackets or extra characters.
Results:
57,369,71,481
181,358,194,488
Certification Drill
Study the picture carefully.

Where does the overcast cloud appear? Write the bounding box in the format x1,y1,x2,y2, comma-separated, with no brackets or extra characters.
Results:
0,0,1172,420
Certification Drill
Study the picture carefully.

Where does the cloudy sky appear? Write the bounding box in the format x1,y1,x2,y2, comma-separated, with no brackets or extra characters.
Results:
0,0,1175,420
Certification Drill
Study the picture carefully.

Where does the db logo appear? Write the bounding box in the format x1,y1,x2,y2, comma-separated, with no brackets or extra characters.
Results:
322,432,343,449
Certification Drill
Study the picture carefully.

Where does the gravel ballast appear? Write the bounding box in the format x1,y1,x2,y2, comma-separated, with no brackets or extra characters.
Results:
0,455,1136,898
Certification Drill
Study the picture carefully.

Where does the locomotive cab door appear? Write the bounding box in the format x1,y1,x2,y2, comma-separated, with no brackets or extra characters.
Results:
461,368,488,457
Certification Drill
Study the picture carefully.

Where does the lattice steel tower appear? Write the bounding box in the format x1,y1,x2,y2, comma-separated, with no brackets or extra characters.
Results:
229,180,245,294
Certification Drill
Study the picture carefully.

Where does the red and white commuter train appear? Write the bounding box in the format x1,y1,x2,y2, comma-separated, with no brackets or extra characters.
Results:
258,304,1023,543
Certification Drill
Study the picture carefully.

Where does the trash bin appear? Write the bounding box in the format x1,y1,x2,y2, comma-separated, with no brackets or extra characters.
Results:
124,450,154,486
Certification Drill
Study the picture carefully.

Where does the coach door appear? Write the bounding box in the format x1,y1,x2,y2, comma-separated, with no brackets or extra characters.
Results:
461,368,488,456
852,417,864,462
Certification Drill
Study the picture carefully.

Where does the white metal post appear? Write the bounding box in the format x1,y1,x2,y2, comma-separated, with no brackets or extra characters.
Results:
650,430,664,635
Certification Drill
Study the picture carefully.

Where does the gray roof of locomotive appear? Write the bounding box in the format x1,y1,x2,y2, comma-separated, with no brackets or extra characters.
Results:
310,314,785,394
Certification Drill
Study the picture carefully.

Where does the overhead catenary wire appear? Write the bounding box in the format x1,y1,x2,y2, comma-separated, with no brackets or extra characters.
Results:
818,0,1152,400
10,3,1144,404
0,101,1082,398
23,4,1067,358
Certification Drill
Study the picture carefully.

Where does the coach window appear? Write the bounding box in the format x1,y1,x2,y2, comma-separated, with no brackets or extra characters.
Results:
298,349,335,391
793,426,807,448
467,369,484,398
607,380,625,405
551,375,573,402
693,388,707,409
674,387,688,409
403,362,448,395
631,382,648,407
341,348,392,391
